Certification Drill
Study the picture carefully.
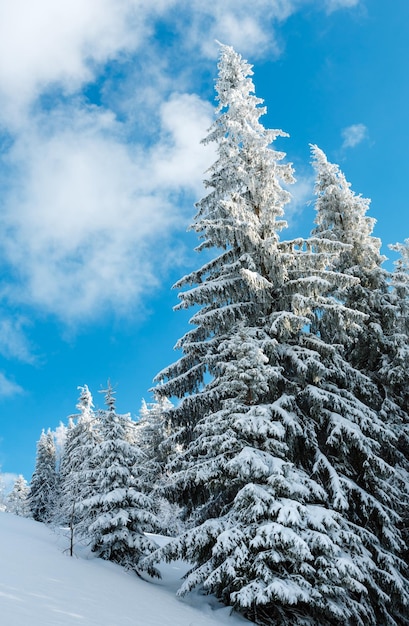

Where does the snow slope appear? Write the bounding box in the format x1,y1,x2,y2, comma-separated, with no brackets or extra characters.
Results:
0,513,253,626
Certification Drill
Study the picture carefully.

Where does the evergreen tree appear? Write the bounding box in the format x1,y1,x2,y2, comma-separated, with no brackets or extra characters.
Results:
0,471,7,512
311,146,409,471
29,430,58,523
53,421,68,471
137,397,182,535
311,145,409,440
58,385,97,511
386,239,409,566
311,145,409,624
153,42,294,443
143,47,409,625
57,385,99,553
137,396,173,490
80,383,159,575
386,240,409,417
310,144,392,377
6,475,30,517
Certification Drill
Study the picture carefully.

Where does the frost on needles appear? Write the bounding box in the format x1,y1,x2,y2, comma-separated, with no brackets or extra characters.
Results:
142,45,409,626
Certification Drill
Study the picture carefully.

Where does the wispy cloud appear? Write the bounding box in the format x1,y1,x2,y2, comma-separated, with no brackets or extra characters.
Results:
174,1,295,59
324,0,360,13
341,123,368,149
0,373,24,398
285,174,315,225
0,0,153,126
0,472,20,492
182,1,362,58
0,318,34,362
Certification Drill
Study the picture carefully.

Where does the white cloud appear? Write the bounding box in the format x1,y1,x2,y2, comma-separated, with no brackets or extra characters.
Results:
189,0,362,51
0,373,23,398
341,123,368,149
0,0,159,126
0,318,34,362
324,0,360,13
285,174,315,224
180,2,290,59
152,94,214,190
0,472,20,494
0,95,213,321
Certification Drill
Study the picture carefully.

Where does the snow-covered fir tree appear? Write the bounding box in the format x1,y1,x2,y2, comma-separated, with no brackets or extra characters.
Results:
29,430,58,523
387,239,409,422
386,239,409,566
79,383,159,575
58,385,97,511
57,385,100,553
310,145,409,623
311,151,409,486
0,471,7,512
153,42,294,441
311,145,409,436
137,396,172,489
53,421,68,471
6,475,30,517
310,144,393,376
137,396,182,535
143,46,409,626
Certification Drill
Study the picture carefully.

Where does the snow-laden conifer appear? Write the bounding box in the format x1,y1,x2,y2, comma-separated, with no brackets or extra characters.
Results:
0,472,6,512
57,385,100,553
311,145,409,467
386,240,409,414
136,396,172,490
136,397,182,535
388,239,409,565
29,430,58,523
58,386,97,507
144,46,409,625
6,475,30,517
310,144,391,373
154,43,294,437
80,383,159,576
311,145,409,624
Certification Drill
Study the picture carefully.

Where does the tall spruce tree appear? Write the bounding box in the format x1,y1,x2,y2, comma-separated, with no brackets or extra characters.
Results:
58,386,97,507
79,383,159,576
144,47,409,625
57,385,99,553
310,144,393,378
136,397,182,535
136,396,173,491
29,430,58,523
6,475,30,517
311,145,409,624
389,239,409,563
153,42,294,443
387,240,409,419
311,146,409,473
0,470,6,512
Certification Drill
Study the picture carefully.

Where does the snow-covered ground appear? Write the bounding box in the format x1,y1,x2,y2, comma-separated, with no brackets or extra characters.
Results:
0,513,253,626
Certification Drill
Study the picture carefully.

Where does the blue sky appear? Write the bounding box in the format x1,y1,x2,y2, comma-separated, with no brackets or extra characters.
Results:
0,0,408,482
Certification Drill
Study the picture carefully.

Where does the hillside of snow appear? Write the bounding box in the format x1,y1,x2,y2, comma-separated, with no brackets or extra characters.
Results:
0,513,253,626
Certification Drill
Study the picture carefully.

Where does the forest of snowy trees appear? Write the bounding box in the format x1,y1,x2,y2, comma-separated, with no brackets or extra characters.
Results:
12,45,409,626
